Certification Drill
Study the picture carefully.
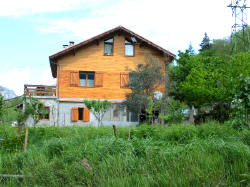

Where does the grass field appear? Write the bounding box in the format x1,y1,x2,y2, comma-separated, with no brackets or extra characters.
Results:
0,122,249,186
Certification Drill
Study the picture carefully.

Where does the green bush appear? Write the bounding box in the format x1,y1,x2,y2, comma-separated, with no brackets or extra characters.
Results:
46,138,66,159
1,131,25,152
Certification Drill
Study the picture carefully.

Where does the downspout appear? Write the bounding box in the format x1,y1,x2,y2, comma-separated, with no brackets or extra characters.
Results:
57,63,61,126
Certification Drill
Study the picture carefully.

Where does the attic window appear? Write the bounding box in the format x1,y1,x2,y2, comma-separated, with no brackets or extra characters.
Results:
125,39,134,56
104,38,113,55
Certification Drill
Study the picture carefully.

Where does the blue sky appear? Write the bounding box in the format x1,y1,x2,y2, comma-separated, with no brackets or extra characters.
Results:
0,0,248,95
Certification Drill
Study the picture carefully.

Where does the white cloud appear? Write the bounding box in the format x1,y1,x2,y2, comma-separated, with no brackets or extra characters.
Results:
37,0,240,54
0,0,104,17
0,67,56,96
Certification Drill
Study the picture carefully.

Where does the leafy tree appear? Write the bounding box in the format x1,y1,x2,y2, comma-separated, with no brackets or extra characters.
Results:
84,100,111,127
124,54,164,118
170,50,250,123
16,96,44,128
208,38,232,57
199,32,211,52
168,50,197,123
232,76,250,129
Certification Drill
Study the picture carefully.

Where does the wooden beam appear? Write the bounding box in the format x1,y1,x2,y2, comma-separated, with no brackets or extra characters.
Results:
0,174,29,178
95,40,99,45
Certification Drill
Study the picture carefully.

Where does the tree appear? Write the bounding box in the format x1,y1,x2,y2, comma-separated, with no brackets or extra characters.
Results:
199,32,211,52
16,96,44,128
170,50,250,123
188,43,195,56
84,100,111,127
124,54,165,120
168,50,197,123
232,75,250,129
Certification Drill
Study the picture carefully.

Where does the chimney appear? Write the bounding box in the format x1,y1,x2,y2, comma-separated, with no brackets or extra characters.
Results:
69,41,75,47
63,44,68,48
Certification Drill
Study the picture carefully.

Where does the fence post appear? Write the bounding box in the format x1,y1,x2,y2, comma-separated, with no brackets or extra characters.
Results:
23,128,29,152
112,125,117,137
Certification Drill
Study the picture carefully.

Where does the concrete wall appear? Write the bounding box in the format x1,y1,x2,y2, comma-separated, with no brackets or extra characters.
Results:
57,101,138,127
25,97,138,127
25,96,58,127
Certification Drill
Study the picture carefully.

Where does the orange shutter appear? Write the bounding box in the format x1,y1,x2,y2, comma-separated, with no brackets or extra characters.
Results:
83,108,90,122
71,107,78,122
95,72,104,87
120,73,129,88
70,71,79,87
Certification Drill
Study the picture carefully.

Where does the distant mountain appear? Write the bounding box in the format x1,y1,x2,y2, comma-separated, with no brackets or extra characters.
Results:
0,86,17,100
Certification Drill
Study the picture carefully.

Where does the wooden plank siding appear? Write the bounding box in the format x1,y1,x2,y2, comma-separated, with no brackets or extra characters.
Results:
57,34,168,100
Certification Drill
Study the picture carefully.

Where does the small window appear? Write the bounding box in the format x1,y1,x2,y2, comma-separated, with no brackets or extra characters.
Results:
78,108,83,121
125,39,134,56
104,38,113,55
79,72,95,87
38,106,50,120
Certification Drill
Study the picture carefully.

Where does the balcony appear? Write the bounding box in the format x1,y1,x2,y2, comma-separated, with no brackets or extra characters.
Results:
24,85,56,96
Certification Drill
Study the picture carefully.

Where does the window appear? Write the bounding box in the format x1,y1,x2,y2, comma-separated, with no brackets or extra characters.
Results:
79,72,95,87
125,39,134,56
104,38,113,55
72,107,90,122
38,106,50,120
78,108,83,120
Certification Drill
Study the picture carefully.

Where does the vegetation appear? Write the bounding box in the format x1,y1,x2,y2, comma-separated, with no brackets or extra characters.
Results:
0,122,249,186
84,100,111,127
124,54,164,117
168,27,250,127
0,18,249,187
199,32,211,52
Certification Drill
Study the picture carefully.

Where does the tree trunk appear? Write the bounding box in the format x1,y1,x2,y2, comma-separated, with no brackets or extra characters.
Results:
189,105,195,124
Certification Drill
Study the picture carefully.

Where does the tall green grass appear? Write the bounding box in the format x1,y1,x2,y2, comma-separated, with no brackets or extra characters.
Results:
0,122,249,186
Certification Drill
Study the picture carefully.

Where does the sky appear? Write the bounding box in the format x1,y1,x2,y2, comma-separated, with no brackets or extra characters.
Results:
0,0,249,96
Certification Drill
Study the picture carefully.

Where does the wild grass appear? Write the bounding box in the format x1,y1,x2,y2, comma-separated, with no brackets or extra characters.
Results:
0,122,249,186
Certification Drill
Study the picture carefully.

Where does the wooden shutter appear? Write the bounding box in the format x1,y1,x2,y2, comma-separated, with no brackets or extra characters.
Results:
70,71,79,87
83,108,90,122
95,72,104,87
71,107,78,122
120,73,129,88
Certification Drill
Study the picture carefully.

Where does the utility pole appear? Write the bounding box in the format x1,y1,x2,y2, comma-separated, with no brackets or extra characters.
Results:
228,0,250,53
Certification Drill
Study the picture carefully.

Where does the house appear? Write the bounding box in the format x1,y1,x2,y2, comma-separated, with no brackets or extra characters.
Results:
24,26,175,127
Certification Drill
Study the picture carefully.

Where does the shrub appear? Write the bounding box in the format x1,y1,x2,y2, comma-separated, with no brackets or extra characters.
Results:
46,138,66,159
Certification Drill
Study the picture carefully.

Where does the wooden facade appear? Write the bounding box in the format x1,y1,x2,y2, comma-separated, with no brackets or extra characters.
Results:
55,34,171,100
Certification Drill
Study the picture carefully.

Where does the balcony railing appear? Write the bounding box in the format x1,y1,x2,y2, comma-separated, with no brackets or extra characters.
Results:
24,85,56,96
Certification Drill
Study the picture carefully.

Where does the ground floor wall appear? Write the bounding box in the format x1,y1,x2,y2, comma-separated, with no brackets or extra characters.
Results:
25,97,58,127
26,97,138,127
57,101,138,127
